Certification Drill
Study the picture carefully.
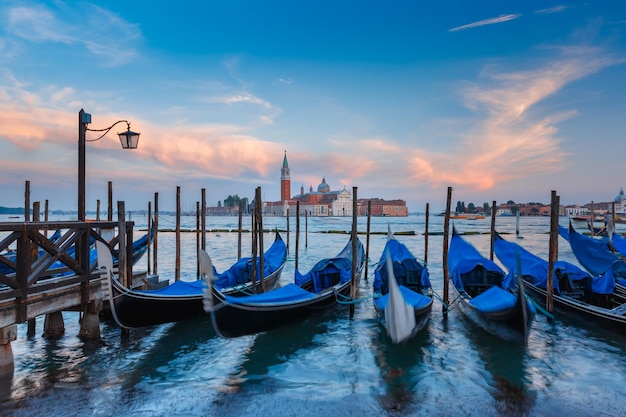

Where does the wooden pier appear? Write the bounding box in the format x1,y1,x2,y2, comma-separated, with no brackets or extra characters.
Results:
0,220,150,376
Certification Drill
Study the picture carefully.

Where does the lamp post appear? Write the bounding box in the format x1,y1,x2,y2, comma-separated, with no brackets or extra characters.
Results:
78,108,140,221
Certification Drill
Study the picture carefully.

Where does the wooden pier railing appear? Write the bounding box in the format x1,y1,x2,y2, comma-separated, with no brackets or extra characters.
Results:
0,221,134,328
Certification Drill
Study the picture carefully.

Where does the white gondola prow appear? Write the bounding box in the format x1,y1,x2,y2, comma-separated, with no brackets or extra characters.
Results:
384,251,416,344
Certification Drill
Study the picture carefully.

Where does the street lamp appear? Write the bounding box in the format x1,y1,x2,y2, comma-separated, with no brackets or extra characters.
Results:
78,108,140,221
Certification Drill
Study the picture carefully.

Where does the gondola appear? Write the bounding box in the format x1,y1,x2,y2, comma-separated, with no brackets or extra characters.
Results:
202,236,366,338
373,227,432,343
493,232,626,333
447,228,534,344
103,230,287,328
559,223,626,295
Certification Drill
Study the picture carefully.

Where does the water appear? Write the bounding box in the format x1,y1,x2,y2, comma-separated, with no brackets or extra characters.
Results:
1,214,625,416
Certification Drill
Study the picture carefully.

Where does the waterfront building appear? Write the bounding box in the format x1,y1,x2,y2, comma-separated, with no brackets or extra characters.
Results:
264,152,407,217
579,187,626,215
357,198,408,216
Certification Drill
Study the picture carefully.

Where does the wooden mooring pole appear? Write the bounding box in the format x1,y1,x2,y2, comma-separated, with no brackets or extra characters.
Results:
251,202,258,294
257,187,265,293
295,201,300,271
196,201,200,278
424,203,429,266
442,187,452,316
350,186,358,318
238,200,243,260
175,186,181,282
364,200,372,282
286,208,290,254
201,188,207,252
24,180,30,222
490,200,497,261
108,181,113,221
305,210,308,248
27,202,40,337
153,192,159,275
546,190,558,316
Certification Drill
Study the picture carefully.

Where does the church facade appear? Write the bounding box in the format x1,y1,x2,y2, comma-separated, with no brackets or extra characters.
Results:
265,152,407,217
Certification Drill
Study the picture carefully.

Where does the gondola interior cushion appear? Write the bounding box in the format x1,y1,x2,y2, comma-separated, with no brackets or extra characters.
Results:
469,286,516,313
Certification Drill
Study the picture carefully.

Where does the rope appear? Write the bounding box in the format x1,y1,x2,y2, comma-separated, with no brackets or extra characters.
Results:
334,290,374,305
430,289,450,312
526,294,555,320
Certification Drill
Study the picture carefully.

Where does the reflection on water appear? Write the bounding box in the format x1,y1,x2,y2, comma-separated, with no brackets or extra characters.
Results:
372,322,430,414
221,312,332,396
465,326,536,417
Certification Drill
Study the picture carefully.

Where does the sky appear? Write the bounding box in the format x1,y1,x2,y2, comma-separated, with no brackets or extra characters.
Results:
0,1,625,214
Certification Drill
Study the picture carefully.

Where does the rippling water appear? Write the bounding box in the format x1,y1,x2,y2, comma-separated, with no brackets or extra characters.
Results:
1,214,625,416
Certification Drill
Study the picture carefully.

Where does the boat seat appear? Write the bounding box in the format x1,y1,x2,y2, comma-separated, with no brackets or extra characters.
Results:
462,267,502,297
318,271,341,290
403,270,421,285
557,270,587,300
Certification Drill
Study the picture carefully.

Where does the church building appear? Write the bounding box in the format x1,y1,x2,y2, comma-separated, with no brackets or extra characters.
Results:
265,152,353,216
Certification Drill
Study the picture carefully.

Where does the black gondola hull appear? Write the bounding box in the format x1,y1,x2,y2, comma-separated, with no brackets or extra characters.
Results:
209,282,356,338
108,265,284,328
450,282,532,344
522,280,626,333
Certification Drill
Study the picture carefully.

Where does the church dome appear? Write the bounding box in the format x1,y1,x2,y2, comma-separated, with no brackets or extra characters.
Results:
317,177,330,193
615,188,625,203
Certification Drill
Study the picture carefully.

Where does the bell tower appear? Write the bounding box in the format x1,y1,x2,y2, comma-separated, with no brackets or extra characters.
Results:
280,151,291,202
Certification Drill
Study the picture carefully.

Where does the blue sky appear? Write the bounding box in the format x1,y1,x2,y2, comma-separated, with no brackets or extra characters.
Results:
1,1,625,213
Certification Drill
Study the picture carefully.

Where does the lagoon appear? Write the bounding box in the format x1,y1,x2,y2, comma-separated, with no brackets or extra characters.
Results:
1,214,625,416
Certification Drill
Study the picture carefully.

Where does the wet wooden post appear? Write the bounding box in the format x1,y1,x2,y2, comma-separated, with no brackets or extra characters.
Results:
44,199,49,238
201,188,206,251
154,192,159,275
590,201,595,236
108,181,113,221
96,200,101,221
147,201,152,274
305,210,308,248
516,210,521,238
257,187,265,293
24,180,30,221
490,200,497,261
31,202,40,261
295,201,300,271
238,200,243,260
196,201,200,278
117,201,130,337
251,204,258,294
442,187,452,316
32,202,40,222
286,208,290,254
175,186,181,281
350,186,358,318
118,201,128,288
546,190,558,315
27,202,41,337
364,200,372,282
424,203,429,265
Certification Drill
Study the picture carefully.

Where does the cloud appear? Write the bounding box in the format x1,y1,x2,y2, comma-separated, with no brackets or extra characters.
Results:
449,14,521,32
220,93,272,109
5,3,141,66
535,6,569,15
405,48,620,191
273,78,294,85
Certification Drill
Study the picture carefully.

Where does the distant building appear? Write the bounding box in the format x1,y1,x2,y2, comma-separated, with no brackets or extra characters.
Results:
579,188,626,215
264,152,407,216
357,198,408,217
280,150,290,203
